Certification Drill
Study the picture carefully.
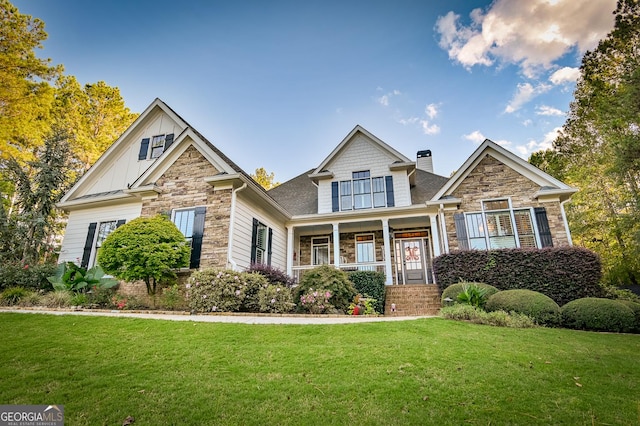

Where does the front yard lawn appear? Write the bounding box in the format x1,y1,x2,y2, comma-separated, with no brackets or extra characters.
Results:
0,313,638,425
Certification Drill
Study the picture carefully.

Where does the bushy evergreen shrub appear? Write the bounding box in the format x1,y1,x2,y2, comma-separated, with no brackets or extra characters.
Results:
433,247,603,306
0,262,57,291
257,284,295,314
561,298,636,333
617,300,640,332
347,270,386,313
441,282,499,307
485,289,561,326
295,265,356,312
247,263,295,287
439,304,537,328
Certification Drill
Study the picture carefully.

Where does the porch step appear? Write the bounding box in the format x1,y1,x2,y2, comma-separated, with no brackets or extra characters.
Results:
385,284,441,316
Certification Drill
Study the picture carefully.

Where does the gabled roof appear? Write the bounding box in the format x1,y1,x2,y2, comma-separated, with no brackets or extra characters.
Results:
431,139,576,202
310,125,412,177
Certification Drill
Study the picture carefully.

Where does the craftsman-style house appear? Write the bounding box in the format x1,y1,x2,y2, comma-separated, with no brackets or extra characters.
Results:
57,98,576,289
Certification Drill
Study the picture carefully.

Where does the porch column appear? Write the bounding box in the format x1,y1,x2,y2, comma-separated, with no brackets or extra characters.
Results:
430,215,441,257
382,218,393,285
332,222,340,268
286,226,294,277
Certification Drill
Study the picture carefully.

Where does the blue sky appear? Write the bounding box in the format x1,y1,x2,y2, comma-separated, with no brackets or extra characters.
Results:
15,0,617,181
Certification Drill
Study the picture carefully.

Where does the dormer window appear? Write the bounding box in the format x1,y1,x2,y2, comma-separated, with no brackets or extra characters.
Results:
150,135,166,159
138,133,175,160
332,171,394,211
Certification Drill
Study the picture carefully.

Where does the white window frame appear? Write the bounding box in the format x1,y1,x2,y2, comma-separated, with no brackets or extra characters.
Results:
150,134,167,159
91,220,118,267
339,171,387,211
311,236,330,265
355,233,376,263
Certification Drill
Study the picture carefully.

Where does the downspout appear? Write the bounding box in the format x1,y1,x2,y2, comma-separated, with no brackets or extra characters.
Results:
560,199,573,246
439,204,449,253
227,182,248,270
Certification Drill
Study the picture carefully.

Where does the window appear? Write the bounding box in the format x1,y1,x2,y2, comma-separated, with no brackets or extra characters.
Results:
150,135,166,159
455,199,549,250
355,234,375,263
334,171,394,211
96,221,118,250
251,219,272,265
138,133,174,160
312,237,330,265
173,209,196,245
81,219,125,268
171,207,206,269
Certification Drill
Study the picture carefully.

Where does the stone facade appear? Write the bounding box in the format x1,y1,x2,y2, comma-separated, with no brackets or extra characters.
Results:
444,155,569,250
298,230,386,265
141,145,232,268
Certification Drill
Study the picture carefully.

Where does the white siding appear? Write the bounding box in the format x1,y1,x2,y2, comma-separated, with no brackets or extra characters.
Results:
231,195,287,271
58,202,142,265
318,134,412,213
83,111,184,195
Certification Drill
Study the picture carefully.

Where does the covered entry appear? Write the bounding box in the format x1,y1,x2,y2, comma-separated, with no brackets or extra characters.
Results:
394,230,434,284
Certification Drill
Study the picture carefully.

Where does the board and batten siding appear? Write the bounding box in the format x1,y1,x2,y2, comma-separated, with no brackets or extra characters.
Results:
85,111,183,196
58,202,142,265
317,134,413,213
231,195,287,271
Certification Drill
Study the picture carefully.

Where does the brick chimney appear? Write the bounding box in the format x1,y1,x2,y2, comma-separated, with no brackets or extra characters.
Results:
416,150,433,173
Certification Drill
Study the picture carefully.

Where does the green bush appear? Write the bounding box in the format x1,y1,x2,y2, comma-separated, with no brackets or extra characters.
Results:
18,290,42,307
41,290,72,308
618,300,640,332
439,304,537,328
159,284,185,311
295,265,356,313
561,298,636,333
348,270,386,313
47,262,118,293
257,284,295,314
434,247,603,306
486,289,561,326
186,269,269,313
0,262,57,291
86,287,116,308
299,288,334,314
241,273,269,312
441,282,500,307
247,263,295,287
0,286,29,306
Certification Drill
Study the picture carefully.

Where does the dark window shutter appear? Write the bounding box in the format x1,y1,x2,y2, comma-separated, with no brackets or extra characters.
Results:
190,207,206,269
81,222,97,268
453,213,469,250
164,133,175,150
138,138,150,160
250,218,259,263
385,175,395,207
534,207,553,247
267,228,273,266
116,219,126,228
331,182,339,212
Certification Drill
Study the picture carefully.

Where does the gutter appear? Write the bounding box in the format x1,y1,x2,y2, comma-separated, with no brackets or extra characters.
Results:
227,182,248,270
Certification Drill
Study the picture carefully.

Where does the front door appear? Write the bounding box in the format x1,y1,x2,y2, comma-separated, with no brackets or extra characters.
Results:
400,239,426,284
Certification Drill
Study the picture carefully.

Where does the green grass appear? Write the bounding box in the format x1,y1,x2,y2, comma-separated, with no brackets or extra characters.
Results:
0,313,638,425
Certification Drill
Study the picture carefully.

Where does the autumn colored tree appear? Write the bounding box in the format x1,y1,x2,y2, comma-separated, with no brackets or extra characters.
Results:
251,167,280,190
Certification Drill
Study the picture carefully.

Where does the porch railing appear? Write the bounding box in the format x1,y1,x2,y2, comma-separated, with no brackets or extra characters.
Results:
291,262,386,283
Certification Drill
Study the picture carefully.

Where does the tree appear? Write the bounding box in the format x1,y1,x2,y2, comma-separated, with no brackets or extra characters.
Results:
251,167,280,190
545,0,640,286
0,0,62,163
97,215,191,296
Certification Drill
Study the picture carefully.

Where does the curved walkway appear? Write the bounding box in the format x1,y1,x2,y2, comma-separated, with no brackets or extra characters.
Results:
1,308,434,324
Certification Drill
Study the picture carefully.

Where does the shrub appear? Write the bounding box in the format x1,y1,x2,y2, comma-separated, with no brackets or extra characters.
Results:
70,293,89,307
98,215,190,295
618,300,640,332
433,247,603,306
441,282,500,307
348,270,386,313
41,290,73,308
257,284,295,314
299,288,334,314
159,284,185,311
561,298,635,333
295,265,356,312
0,262,57,291
0,286,29,306
86,286,116,308
186,269,269,313
485,289,561,326
247,263,295,288
439,304,537,328
348,297,378,315
241,273,269,312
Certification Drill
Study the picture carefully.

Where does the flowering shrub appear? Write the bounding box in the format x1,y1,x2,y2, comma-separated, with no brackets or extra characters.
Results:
258,284,295,313
0,262,57,291
186,268,269,313
295,265,356,312
347,298,378,315
299,288,333,314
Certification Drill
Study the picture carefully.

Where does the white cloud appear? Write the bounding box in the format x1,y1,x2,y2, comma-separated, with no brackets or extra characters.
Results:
522,119,533,127
420,120,440,135
536,105,564,116
435,0,616,76
425,103,439,119
398,116,419,126
549,66,580,84
463,130,487,144
514,127,562,157
377,95,389,106
376,89,402,107
504,82,551,113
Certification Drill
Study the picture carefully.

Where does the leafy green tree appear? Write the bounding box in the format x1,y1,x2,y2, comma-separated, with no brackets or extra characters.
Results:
251,167,280,190
548,0,640,286
0,0,62,163
97,215,191,296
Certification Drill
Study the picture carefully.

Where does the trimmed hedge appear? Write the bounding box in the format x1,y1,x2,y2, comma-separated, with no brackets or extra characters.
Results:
485,289,561,326
348,270,386,313
560,298,635,333
295,265,356,312
433,247,603,306
441,282,500,307
618,300,640,332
